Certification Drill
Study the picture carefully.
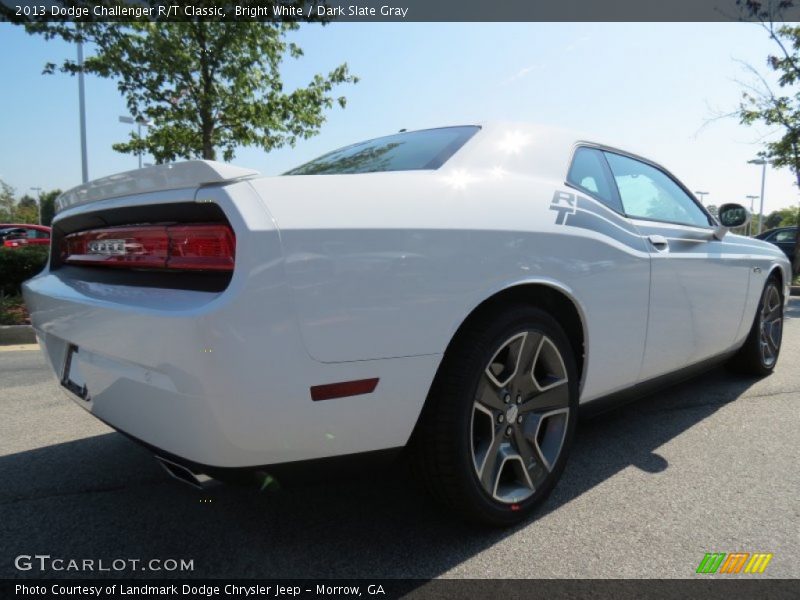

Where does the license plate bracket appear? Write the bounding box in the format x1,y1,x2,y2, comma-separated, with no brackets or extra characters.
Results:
61,344,89,401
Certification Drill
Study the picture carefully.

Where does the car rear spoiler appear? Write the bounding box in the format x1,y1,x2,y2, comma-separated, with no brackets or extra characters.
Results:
55,161,260,214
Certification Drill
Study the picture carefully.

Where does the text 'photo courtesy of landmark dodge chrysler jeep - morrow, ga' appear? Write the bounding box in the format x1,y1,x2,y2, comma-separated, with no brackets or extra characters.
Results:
23,123,791,526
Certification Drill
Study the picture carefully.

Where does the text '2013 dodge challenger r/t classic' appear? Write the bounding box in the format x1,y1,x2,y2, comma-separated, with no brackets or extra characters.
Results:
23,123,791,525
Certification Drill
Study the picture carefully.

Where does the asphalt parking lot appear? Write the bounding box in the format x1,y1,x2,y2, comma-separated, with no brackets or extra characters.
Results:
1,299,798,580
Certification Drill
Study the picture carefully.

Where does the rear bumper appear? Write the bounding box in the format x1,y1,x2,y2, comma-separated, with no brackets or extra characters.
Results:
23,183,438,469
23,263,274,467
24,267,437,468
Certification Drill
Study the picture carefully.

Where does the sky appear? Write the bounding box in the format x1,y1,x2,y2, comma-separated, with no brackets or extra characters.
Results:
1,21,799,215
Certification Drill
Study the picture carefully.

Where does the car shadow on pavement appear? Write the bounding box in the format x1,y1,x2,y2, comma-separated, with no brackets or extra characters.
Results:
0,365,763,579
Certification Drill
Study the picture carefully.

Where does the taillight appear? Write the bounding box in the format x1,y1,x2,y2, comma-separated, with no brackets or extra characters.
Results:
61,223,235,271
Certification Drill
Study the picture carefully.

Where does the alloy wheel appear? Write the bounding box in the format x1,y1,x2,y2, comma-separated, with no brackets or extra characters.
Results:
759,284,783,367
470,330,570,504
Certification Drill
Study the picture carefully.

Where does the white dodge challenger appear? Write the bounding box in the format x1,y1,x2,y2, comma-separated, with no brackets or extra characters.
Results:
23,123,791,525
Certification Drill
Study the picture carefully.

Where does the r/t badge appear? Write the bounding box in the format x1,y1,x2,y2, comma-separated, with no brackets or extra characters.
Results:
550,191,577,225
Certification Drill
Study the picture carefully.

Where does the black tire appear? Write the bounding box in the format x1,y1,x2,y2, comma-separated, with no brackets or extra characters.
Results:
729,275,784,376
410,304,579,527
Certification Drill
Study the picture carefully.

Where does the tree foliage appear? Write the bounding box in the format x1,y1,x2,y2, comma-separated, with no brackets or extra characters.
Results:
0,181,15,223
25,17,357,162
772,205,800,226
0,180,61,225
737,26,800,175
736,1,800,271
764,209,785,228
0,246,49,296
39,189,61,227
14,195,39,225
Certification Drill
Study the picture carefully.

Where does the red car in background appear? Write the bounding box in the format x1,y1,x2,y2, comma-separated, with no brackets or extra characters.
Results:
0,224,51,248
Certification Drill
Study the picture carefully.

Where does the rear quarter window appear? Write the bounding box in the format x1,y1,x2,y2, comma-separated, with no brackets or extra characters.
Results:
285,126,480,175
566,146,623,213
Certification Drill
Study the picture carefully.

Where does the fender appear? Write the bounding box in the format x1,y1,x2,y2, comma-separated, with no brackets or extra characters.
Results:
444,276,591,395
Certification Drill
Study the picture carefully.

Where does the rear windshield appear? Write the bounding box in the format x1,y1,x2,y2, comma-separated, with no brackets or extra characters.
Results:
285,126,480,175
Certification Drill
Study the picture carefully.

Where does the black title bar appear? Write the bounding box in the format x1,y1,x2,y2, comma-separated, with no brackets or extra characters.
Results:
2,579,799,600
3,0,800,22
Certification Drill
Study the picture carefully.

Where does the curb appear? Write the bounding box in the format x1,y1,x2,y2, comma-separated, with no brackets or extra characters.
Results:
0,324,36,345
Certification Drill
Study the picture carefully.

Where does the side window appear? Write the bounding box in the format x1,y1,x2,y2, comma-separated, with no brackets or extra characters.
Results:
6,228,26,239
774,229,797,243
603,152,711,227
566,147,623,213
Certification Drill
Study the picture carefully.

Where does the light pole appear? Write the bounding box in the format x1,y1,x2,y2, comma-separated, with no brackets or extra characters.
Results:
77,27,88,184
745,195,759,236
747,158,768,234
30,187,42,225
694,191,709,206
119,116,152,169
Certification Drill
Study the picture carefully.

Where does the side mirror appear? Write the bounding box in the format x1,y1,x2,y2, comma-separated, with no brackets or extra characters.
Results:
714,203,751,240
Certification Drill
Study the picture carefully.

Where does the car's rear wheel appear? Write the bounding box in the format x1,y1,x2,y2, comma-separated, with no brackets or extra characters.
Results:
411,305,579,526
729,276,784,376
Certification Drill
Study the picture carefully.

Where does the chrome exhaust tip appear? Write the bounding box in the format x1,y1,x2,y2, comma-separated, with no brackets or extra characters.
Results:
156,456,216,490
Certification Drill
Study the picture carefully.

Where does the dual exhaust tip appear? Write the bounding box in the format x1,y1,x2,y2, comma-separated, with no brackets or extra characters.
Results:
155,456,216,490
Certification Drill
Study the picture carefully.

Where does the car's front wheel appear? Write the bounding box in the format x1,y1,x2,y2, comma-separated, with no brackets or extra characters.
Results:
412,305,579,526
729,275,784,376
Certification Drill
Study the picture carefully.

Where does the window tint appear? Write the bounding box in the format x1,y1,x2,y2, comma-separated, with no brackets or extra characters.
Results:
285,126,480,175
774,229,797,243
566,147,623,213
2,228,26,239
603,152,710,227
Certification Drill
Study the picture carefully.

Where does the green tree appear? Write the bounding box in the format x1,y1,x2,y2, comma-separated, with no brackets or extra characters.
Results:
778,205,800,226
0,180,14,223
751,213,762,234
764,210,785,229
15,195,38,224
735,4,800,272
39,189,61,227
25,17,357,162
17,195,36,209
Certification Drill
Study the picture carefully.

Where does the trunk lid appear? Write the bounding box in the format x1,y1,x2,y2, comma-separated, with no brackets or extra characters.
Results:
55,160,259,214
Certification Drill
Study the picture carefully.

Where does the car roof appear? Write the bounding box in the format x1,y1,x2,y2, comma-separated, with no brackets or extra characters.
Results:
441,121,669,182
760,226,797,234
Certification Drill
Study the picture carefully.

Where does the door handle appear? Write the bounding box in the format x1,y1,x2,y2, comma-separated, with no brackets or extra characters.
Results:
648,235,669,252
